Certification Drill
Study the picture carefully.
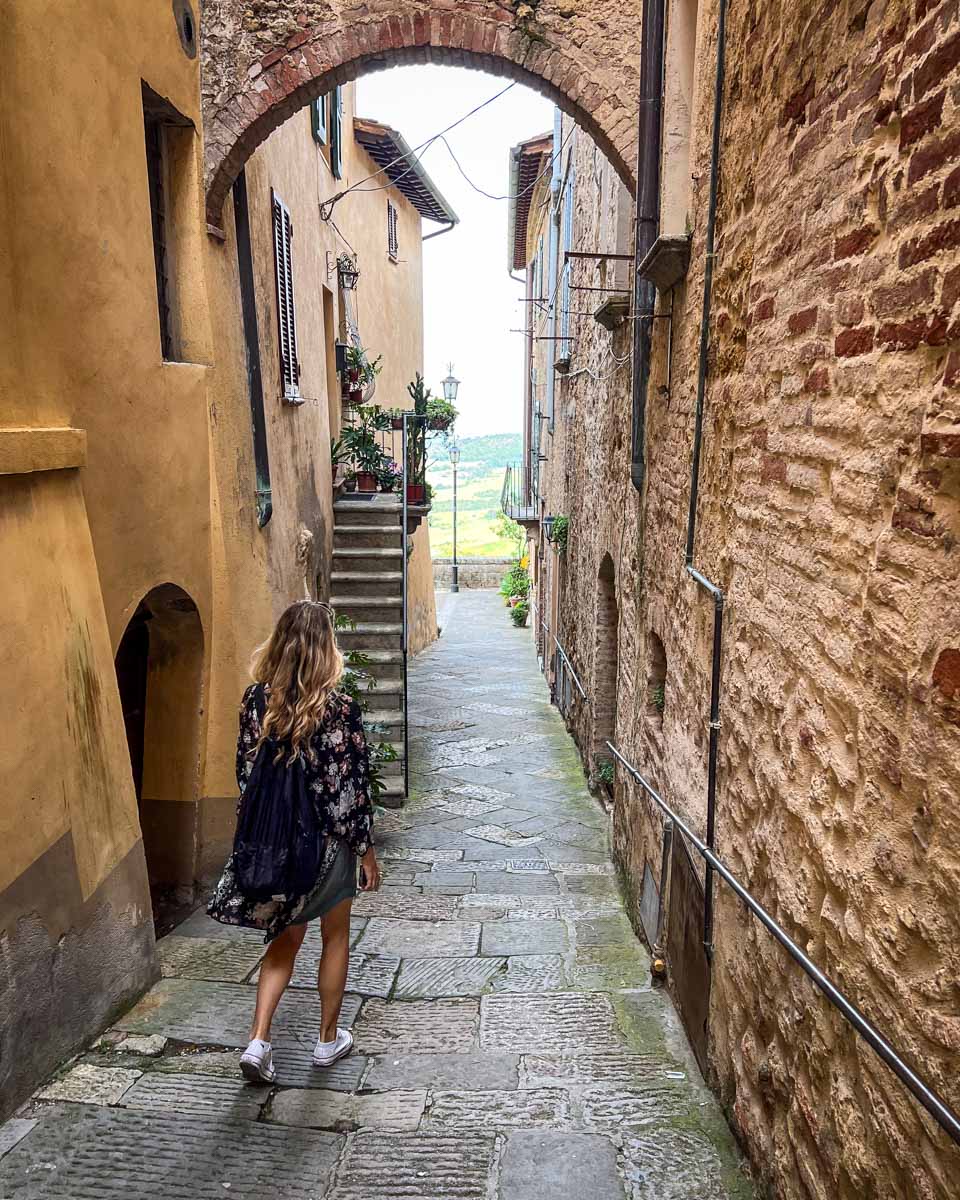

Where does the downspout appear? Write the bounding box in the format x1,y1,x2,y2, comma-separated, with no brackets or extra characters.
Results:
422,220,456,242
630,0,667,491
686,0,730,956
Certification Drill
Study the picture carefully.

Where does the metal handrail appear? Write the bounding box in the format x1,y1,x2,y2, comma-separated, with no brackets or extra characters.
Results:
605,740,960,1147
554,637,587,700
401,416,409,797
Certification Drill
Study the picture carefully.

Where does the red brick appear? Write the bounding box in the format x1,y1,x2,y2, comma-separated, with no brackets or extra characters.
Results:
752,297,776,324
944,164,960,207
782,77,815,126
760,454,787,483
788,307,818,335
942,264,960,309
837,295,865,326
876,316,928,351
900,89,945,149
908,128,960,184
899,218,960,267
834,224,878,259
804,366,830,393
835,326,875,356
933,649,960,700
798,339,828,365
914,29,960,100
873,269,937,316
921,431,960,456
887,184,940,234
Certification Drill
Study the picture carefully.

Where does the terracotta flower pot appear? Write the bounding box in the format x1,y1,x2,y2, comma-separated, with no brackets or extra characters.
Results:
428,417,452,431
406,482,426,504
356,471,378,493
391,416,404,430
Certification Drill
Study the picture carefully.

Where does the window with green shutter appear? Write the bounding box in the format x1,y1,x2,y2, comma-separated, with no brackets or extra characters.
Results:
271,190,300,402
330,87,344,179
310,95,327,145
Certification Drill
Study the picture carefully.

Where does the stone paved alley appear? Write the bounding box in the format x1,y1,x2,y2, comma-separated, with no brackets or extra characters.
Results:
0,591,753,1199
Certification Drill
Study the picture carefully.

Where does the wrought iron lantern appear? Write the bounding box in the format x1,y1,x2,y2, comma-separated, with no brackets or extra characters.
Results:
542,514,556,542
337,254,360,291
442,364,460,403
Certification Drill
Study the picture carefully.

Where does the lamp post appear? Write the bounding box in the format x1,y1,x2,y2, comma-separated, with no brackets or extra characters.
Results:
442,364,461,594
449,442,461,593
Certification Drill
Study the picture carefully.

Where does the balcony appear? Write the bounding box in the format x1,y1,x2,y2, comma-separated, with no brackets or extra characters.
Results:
501,463,538,529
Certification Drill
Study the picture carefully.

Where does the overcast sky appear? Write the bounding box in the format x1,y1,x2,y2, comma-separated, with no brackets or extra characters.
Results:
357,66,553,438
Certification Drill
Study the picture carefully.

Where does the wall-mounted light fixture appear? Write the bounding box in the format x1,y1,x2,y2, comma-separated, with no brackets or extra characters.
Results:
337,253,360,291
542,515,556,542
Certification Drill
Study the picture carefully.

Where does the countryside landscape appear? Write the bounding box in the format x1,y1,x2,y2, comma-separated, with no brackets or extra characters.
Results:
427,432,522,558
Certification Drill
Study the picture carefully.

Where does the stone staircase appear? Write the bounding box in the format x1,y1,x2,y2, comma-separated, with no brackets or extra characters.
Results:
332,497,406,807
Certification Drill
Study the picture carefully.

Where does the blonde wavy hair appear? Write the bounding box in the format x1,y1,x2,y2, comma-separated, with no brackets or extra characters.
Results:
251,600,344,761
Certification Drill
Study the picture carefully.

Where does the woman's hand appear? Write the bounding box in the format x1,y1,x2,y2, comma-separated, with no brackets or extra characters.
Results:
359,847,381,892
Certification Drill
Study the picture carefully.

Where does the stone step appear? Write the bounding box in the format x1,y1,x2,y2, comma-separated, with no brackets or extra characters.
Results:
362,709,403,735
333,547,404,573
378,779,406,809
352,681,402,711
334,525,403,549
331,571,403,598
338,623,403,653
334,500,403,527
333,595,403,624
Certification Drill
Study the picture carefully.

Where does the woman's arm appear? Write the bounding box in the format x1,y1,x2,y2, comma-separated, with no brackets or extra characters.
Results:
236,684,262,796
333,698,374,856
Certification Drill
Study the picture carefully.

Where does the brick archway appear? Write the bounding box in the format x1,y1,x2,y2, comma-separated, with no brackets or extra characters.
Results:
201,1,641,226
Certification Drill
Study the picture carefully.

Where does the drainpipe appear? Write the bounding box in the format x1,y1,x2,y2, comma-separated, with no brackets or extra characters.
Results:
422,220,456,242
686,0,730,957
630,0,666,492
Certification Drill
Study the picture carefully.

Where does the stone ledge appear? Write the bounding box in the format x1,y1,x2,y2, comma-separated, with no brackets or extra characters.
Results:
0,426,87,475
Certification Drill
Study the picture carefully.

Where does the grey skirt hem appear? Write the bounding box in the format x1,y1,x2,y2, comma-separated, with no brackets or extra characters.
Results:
293,839,357,924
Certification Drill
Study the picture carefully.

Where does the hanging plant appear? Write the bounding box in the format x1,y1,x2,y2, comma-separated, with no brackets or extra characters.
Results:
551,515,569,553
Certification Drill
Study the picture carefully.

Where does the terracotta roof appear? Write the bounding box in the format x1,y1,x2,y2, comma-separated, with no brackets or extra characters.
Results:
353,117,459,225
507,133,554,272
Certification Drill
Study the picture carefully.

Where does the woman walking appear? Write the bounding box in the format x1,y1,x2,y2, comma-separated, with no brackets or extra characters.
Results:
207,600,381,1084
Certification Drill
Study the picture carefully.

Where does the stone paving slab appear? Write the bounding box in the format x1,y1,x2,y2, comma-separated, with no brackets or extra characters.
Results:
489,954,567,993
258,949,400,997
153,1043,368,1091
121,1071,265,1120
157,935,263,982
37,1063,141,1106
268,1087,427,1132
113,978,360,1047
521,1051,684,1088
424,1086,570,1130
364,1052,520,1091
0,1120,36,1160
0,1107,342,1198
480,993,626,1053
352,997,479,1055
356,917,480,958
394,955,507,997
623,1128,754,1199
351,892,461,920
329,1131,496,1200
572,944,651,990
500,1130,625,1200
481,919,568,955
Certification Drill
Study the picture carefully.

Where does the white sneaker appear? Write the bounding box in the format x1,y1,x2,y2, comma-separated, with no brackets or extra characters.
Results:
240,1038,277,1083
312,1027,354,1067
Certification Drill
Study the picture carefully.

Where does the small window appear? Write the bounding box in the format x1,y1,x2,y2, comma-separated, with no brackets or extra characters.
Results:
558,173,575,361
330,87,343,180
142,84,193,361
310,96,328,145
387,200,399,261
271,191,300,402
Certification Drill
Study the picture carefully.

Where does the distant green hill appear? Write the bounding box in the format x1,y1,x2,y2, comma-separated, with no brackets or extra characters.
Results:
427,432,523,558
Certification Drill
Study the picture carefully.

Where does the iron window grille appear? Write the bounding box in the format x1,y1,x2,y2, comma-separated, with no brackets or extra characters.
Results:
387,200,399,261
271,191,301,402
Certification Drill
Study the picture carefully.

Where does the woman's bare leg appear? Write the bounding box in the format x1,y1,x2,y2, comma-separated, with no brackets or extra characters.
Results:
317,898,352,1041
250,922,307,1041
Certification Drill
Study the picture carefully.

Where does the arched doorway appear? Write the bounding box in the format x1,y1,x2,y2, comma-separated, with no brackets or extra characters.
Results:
200,3,640,225
115,583,204,932
592,553,619,768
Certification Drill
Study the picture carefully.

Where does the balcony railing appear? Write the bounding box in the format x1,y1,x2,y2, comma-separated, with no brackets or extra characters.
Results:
501,462,537,523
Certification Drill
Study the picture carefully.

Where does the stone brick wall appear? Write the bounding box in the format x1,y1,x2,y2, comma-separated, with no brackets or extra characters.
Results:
199,0,643,224
532,3,960,1197
432,557,514,589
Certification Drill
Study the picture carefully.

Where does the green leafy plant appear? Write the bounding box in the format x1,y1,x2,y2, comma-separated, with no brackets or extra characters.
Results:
652,683,666,713
368,740,399,802
494,512,525,556
406,374,431,485
510,600,529,627
426,395,458,431
500,561,530,605
345,344,383,387
551,515,569,553
330,436,351,467
597,760,615,787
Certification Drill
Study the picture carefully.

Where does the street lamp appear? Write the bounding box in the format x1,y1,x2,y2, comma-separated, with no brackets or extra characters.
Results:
449,441,461,593
442,363,460,404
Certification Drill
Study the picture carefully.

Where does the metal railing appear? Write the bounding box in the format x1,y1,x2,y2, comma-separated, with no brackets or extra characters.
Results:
605,740,960,1147
501,462,536,521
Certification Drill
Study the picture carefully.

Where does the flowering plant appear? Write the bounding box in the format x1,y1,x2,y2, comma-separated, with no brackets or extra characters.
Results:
378,459,402,492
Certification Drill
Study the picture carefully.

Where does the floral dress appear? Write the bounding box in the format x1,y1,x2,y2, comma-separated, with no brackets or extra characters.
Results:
207,685,373,942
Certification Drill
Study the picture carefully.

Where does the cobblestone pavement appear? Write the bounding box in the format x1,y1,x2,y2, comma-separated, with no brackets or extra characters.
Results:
1,591,754,1199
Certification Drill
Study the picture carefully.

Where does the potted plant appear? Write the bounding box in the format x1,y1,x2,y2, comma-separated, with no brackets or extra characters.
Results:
340,417,386,493
330,436,351,491
551,515,569,553
426,394,458,432
342,345,383,406
510,599,530,628
378,459,402,493
596,760,615,797
405,374,430,503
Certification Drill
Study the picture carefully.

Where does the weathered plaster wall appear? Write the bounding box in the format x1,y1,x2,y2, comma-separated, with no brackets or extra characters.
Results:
531,2,960,1195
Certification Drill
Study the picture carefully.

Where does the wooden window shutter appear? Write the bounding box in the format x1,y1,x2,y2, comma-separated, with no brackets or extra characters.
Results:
387,201,399,261
271,191,300,401
330,87,343,180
